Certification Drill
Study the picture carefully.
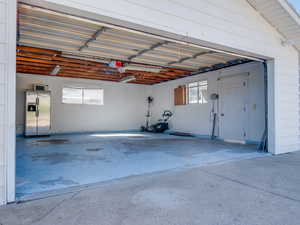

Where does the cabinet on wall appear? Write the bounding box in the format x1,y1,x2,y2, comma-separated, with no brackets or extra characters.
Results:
174,86,187,106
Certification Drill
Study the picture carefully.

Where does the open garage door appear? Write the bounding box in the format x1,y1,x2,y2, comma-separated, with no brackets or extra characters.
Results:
15,2,268,201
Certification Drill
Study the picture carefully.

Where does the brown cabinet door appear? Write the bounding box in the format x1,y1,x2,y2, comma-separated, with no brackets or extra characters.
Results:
174,87,187,106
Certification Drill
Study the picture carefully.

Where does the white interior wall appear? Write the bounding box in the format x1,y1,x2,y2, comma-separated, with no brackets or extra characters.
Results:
16,73,149,135
150,62,265,142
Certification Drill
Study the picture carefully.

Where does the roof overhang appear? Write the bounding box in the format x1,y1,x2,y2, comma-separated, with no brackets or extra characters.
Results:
247,0,300,51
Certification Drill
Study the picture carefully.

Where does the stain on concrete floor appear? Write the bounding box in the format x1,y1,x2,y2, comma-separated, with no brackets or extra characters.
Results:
16,132,266,199
39,177,78,186
86,147,104,152
33,139,70,145
31,152,107,165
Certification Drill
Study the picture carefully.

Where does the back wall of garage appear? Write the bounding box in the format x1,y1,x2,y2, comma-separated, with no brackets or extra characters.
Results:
150,62,265,142
16,73,150,135
16,62,265,143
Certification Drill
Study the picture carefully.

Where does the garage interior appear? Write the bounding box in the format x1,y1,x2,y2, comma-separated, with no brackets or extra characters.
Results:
16,2,268,199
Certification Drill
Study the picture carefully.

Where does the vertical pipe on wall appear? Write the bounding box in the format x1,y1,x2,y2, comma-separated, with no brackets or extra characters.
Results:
259,61,268,152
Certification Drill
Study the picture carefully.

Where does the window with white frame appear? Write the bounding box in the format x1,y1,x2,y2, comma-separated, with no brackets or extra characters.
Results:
62,87,104,105
188,80,208,104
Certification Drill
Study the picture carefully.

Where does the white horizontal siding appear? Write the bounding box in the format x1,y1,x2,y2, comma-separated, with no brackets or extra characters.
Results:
0,0,16,205
273,52,300,154
0,0,7,206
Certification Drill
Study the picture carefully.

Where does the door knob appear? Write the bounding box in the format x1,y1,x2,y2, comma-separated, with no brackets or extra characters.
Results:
221,113,224,116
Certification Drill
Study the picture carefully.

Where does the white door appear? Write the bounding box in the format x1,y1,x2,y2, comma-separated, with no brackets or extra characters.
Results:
219,75,249,142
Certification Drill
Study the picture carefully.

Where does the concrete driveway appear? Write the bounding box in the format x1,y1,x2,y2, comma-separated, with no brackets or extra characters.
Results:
1,151,300,225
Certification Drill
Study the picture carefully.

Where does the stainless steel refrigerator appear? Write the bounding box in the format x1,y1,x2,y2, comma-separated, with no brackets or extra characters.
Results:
25,91,51,137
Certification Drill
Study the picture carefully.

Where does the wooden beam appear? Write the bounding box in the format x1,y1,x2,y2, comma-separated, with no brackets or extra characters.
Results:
17,60,54,68
17,45,61,55
59,73,120,82
59,70,121,80
16,56,112,71
17,49,107,67
16,46,192,84
17,69,51,75
17,65,51,72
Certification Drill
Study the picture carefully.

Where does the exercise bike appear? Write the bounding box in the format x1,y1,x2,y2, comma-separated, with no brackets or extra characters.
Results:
141,110,173,133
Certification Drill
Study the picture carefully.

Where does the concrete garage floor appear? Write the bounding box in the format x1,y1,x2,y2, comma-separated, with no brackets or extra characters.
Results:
16,132,265,199
2,151,300,225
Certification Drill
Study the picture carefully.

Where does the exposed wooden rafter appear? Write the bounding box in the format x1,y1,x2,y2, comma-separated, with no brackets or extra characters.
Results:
16,46,190,85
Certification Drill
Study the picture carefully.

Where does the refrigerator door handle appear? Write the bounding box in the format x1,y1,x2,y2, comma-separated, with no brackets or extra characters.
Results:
36,97,39,117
